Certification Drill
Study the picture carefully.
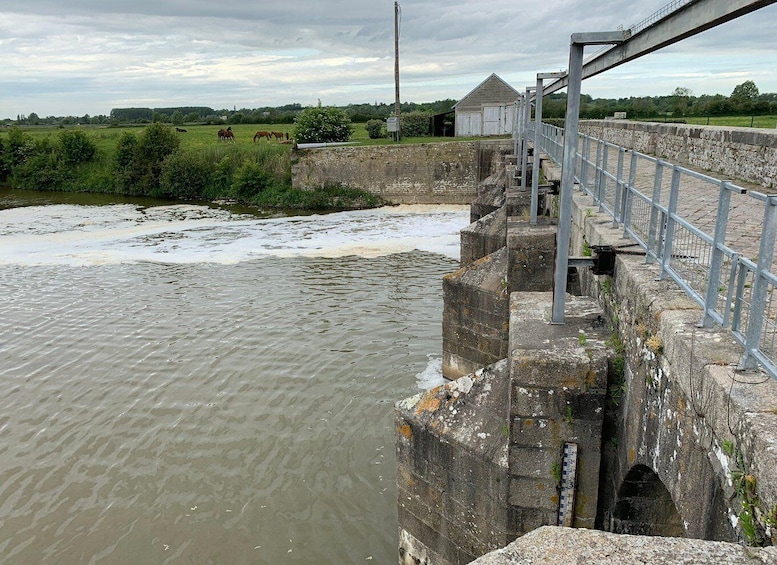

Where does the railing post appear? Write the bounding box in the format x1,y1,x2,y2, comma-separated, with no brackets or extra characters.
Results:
659,166,682,280
598,142,609,211
701,181,735,327
612,146,625,227
622,151,638,239
740,196,777,369
552,40,585,324
531,80,543,224
521,86,536,190
593,140,603,204
579,136,590,193
646,160,665,264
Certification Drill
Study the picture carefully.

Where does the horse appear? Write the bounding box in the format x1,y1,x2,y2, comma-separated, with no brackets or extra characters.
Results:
175,127,187,133
253,130,271,142
271,131,284,141
218,127,235,142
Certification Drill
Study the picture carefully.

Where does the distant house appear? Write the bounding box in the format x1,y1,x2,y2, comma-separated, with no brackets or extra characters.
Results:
453,73,519,137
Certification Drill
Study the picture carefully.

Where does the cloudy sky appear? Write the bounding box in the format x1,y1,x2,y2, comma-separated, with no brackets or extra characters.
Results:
1,0,775,119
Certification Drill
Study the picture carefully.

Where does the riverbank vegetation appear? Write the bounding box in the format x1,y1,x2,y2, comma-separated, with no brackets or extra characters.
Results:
0,122,385,211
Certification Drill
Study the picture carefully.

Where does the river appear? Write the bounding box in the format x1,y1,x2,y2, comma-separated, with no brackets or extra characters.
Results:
0,189,468,564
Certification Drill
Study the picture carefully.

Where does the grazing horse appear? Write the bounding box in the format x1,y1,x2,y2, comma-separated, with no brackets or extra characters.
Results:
218,127,235,142
271,131,284,141
253,130,271,142
175,127,187,133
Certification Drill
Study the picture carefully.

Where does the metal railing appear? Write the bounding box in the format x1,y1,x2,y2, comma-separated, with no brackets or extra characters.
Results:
535,122,777,379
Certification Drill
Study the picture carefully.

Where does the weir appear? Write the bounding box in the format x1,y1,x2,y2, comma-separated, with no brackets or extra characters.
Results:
391,124,777,564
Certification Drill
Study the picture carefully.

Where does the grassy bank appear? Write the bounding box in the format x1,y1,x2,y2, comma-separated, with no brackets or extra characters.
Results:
0,123,388,211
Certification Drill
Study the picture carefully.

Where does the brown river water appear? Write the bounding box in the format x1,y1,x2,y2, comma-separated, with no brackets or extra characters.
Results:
0,190,467,564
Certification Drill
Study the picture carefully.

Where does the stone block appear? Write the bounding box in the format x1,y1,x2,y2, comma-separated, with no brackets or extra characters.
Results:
506,219,556,293
508,446,557,479
508,476,558,511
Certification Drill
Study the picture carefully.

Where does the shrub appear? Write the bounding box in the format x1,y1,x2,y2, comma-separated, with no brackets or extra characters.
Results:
113,131,141,195
159,151,213,200
293,106,353,143
135,123,180,195
400,111,431,137
11,138,69,190
231,160,274,200
365,119,386,139
58,129,97,166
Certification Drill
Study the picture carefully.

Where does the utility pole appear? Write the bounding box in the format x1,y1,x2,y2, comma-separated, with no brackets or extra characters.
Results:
394,1,401,141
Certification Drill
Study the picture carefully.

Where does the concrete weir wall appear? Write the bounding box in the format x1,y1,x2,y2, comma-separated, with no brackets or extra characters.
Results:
292,140,512,204
395,140,777,564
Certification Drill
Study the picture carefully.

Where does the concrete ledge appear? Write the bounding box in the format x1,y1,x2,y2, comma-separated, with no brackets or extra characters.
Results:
396,360,512,565
470,526,777,564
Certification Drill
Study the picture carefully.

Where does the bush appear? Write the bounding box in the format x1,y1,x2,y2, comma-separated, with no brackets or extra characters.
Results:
11,138,69,190
293,106,353,143
110,124,180,196
159,151,213,199
400,111,431,137
365,119,386,139
58,129,97,166
231,160,274,200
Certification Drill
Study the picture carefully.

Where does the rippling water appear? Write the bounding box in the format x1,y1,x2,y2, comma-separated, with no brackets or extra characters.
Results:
0,192,466,564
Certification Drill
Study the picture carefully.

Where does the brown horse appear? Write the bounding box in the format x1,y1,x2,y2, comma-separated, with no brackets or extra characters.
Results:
271,131,284,141
218,127,235,142
253,130,271,142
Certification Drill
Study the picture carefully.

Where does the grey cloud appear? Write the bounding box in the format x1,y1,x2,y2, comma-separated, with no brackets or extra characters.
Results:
0,0,775,117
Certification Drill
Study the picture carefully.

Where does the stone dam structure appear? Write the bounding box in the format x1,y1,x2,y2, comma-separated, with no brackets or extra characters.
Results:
294,122,777,564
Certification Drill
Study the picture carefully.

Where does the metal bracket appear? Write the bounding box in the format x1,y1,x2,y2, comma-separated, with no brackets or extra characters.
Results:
568,245,616,276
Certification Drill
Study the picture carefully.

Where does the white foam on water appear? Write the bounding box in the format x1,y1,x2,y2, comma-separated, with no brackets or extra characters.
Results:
0,204,469,266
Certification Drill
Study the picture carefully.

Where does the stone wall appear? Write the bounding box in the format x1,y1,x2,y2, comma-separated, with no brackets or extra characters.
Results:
580,120,777,189
569,188,777,544
291,140,513,204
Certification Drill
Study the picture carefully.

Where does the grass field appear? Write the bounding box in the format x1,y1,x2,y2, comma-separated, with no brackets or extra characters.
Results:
0,122,484,154
671,115,777,129
2,115,773,156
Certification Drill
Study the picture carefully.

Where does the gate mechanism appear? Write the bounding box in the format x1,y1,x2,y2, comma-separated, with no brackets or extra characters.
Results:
568,243,645,277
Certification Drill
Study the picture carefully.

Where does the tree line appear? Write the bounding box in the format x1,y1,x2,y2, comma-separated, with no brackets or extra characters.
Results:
3,80,773,128
539,81,775,120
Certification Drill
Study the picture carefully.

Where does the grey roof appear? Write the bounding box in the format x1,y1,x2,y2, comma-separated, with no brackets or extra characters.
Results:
454,73,520,110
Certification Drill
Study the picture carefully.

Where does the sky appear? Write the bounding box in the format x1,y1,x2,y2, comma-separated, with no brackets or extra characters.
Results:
1,0,775,119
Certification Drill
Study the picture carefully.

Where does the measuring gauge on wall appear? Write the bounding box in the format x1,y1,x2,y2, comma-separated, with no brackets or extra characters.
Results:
557,442,579,527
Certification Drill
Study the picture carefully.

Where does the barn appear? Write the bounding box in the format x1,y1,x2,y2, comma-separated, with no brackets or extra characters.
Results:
453,73,519,137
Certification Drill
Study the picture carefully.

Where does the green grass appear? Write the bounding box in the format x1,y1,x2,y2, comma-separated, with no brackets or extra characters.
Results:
664,115,777,129
0,122,504,152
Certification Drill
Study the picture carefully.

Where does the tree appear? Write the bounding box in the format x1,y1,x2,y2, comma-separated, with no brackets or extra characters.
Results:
671,87,693,117
171,110,185,126
293,106,353,143
730,80,759,114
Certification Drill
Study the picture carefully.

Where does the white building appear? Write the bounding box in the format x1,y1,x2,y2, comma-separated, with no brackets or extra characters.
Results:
454,74,520,137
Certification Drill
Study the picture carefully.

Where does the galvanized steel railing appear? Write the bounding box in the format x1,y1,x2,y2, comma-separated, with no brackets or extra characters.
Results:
536,122,777,379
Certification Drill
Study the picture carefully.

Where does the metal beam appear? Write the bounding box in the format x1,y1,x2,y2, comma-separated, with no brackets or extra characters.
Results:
543,0,777,96
552,32,625,324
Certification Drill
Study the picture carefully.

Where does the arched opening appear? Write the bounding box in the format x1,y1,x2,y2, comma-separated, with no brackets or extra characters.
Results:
611,464,684,537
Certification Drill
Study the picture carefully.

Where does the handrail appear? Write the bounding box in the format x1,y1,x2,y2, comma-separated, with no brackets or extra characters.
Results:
537,122,777,379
